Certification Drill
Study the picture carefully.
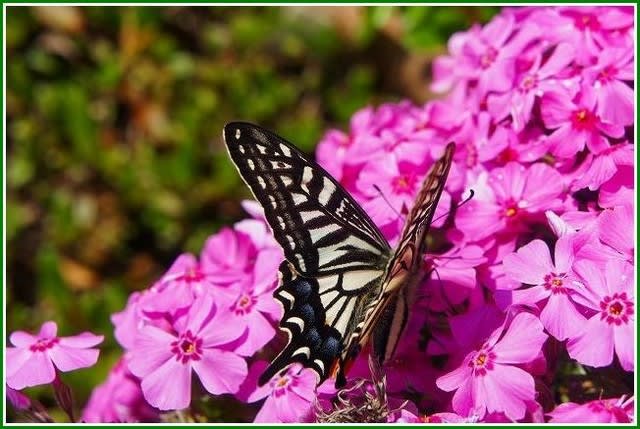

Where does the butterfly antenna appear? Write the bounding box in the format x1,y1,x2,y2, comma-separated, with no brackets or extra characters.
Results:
429,188,475,225
372,185,403,220
430,265,456,315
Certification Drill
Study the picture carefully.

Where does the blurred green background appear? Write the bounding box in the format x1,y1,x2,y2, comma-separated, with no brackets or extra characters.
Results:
6,5,498,420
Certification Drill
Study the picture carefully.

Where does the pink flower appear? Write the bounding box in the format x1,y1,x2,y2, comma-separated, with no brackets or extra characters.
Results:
214,249,282,357
82,357,159,423
436,312,548,421
569,142,634,192
200,227,261,286
456,162,564,241
239,361,319,423
548,395,634,423
128,295,248,410
6,386,32,411
599,164,633,208
494,42,576,130
502,237,586,340
138,253,220,317
568,259,634,371
597,204,633,263
584,47,634,126
541,85,624,157
6,321,103,390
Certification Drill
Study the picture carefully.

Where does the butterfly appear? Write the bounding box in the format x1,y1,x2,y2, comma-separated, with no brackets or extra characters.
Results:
223,122,455,388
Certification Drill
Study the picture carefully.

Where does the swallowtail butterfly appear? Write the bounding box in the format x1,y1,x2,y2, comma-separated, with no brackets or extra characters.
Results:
223,122,454,388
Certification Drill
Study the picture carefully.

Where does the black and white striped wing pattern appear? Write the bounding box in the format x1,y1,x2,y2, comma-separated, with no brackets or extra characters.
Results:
223,122,391,385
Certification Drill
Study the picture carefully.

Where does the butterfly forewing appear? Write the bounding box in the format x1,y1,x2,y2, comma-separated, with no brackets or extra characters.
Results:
223,122,390,276
223,122,391,385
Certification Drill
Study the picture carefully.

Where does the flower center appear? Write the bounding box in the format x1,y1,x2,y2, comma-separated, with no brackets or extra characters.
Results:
468,347,495,376
520,74,537,91
575,13,600,31
182,266,205,282
233,293,256,315
480,47,498,69
392,173,416,194
599,292,634,326
505,206,518,218
29,337,59,352
571,108,596,131
597,65,618,84
543,273,567,295
272,375,291,397
171,330,203,363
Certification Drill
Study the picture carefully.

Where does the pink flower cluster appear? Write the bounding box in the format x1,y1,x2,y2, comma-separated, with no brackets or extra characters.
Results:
314,5,634,423
6,5,633,424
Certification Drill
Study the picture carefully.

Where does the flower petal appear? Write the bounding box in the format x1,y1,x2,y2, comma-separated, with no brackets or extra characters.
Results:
58,332,104,349
493,313,547,364
129,325,175,378
140,358,192,411
613,319,634,371
503,240,553,285
567,316,614,368
479,364,534,420
192,349,247,395
5,351,56,390
49,345,100,372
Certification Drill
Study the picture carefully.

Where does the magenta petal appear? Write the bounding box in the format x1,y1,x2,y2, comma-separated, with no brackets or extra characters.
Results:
6,351,56,390
450,377,475,418
58,332,104,348
493,313,547,364
574,260,608,302
140,358,192,410
599,205,633,259
39,321,58,338
598,80,634,126
9,331,38,347
548,124,581,158
456,201,502,241
193,349,247,395
553,235,575,273
129,326,175,378
5,347,32,378
614,321,634,371
503,240,553,285
436,354,473,392
275,388,313,423
254,397,280,423
198,305,246,348
49,345,100,372
541,91,573,128
479,364,534,420
538,43,575,78
233,312,275,357
185,294,217,335
510,285,549,306
567,317,614,368
540,294,586,341
288,369,318,402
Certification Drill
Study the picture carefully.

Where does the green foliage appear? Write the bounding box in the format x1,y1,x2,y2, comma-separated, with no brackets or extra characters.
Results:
6,5,497,418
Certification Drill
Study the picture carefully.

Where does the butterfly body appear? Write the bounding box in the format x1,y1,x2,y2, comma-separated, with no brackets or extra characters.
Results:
223,122,454,388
